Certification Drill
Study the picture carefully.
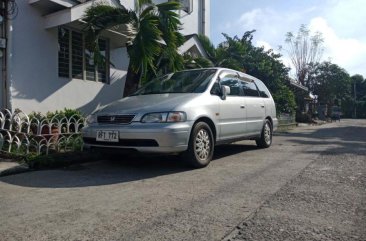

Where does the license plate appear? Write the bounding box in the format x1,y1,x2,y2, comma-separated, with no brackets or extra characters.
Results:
96,130,119,142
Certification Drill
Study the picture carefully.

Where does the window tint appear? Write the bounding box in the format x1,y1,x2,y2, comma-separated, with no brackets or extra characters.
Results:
254,80,270,98
220,72,241,96
241,80,259,97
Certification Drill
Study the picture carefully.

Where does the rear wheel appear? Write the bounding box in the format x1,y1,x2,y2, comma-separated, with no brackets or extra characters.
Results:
256,119,272,148
182,122,214,168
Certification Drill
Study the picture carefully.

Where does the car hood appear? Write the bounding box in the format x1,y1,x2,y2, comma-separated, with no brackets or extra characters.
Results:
96,93,199,114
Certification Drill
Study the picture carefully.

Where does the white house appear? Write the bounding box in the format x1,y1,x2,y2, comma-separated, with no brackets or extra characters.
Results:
0,0,210,114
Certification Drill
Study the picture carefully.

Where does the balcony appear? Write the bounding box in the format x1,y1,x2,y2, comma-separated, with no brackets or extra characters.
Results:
29,0,79,14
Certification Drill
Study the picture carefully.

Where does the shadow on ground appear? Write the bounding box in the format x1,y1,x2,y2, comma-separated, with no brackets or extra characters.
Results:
277,125,366,156
4,121,364,189
0,143,258,189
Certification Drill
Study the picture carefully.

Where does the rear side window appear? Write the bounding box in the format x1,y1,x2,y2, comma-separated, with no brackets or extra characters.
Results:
241,80,260,97
254,80,270,98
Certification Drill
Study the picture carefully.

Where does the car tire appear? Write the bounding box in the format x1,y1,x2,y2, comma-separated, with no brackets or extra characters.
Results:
256,119,272,148
182,122,214,168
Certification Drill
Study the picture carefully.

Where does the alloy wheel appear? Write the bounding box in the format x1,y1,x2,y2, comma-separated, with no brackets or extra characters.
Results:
194,129,211,161
264,122,272,145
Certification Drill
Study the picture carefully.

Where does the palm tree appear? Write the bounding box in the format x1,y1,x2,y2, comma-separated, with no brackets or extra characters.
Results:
83,0,184,96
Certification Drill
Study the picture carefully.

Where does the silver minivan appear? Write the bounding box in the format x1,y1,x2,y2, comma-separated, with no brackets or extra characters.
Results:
82,68,278,167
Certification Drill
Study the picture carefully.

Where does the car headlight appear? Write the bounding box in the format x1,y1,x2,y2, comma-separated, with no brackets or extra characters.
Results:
141,112,186,123
85,114,97,125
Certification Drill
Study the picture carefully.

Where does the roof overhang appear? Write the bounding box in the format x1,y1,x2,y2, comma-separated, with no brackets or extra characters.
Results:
29,0,77,14
287,79,309,92
178,34,208,58
44,1,94,29
43,0,130,48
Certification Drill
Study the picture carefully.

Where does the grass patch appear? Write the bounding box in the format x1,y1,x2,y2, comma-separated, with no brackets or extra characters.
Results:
24,151,102,169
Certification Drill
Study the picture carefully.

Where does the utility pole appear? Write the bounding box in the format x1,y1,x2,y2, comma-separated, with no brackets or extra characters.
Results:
353,80,357,118
0,0,6,109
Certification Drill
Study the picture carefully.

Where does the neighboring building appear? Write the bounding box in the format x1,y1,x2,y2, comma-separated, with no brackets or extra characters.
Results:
0,0,210,114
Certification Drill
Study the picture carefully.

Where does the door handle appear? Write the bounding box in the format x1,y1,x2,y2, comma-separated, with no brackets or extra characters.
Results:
261,105,265,108
240,105,245,109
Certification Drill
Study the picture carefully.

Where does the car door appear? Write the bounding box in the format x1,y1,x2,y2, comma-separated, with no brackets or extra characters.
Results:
240,77,265,136
216,71,246,140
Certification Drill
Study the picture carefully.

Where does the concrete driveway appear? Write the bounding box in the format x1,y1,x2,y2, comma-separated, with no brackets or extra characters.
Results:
0,119,365,241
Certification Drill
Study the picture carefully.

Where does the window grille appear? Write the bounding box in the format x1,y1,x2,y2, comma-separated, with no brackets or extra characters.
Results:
58,28,70,78
71,31,83,79
58,27,109,83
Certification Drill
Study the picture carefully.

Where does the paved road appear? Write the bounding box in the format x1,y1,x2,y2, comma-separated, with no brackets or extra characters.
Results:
226,119,366,241
0,119,365,241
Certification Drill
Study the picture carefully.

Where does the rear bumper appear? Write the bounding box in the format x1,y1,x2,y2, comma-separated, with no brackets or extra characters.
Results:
272,117,279,131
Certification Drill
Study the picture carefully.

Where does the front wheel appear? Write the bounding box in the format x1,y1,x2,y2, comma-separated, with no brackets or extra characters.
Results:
182,122,214,168
256,119,272,148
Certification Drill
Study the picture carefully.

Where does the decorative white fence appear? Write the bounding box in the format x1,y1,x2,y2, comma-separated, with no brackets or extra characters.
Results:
278,113,296,127
0,109,85,155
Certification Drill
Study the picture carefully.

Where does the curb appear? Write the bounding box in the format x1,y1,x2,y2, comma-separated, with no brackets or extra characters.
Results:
0,162,30,177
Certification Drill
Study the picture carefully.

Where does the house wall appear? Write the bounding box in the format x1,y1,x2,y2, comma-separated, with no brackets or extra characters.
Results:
8,0,209,115
9,0,129,115
177,0,210,37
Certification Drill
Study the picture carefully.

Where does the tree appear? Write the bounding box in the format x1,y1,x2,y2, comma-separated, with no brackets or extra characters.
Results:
199,30,297,115
284,24,324,87
351,74,366,118
183,54,214,69
83,0,184,97
309,61,351,116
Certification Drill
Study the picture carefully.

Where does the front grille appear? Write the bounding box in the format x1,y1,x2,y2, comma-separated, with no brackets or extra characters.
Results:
83,138,159,147
97,115,135,124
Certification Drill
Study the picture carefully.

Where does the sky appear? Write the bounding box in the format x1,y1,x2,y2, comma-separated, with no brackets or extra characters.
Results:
210,0,366,78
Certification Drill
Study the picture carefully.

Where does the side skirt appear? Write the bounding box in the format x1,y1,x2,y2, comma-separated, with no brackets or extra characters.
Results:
216,134,261,146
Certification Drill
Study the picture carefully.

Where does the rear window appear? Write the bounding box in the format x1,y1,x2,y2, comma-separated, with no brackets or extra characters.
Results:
241,81,260,97
254,79,270,98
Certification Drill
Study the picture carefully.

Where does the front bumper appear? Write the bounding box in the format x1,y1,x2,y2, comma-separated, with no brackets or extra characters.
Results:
82,121,193,153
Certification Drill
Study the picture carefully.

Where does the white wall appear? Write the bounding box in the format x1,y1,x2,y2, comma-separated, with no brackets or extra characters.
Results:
151,0,210,37
119,0,134,9
10,1,129,115
179,0,210,37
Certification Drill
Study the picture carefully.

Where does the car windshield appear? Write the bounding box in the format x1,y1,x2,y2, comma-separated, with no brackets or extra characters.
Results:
131,69,217,95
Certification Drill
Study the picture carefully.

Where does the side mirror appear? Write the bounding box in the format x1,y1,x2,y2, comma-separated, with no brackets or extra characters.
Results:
221,85,230,100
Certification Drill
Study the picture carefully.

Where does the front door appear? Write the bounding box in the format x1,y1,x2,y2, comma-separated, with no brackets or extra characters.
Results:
217,71,246,140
